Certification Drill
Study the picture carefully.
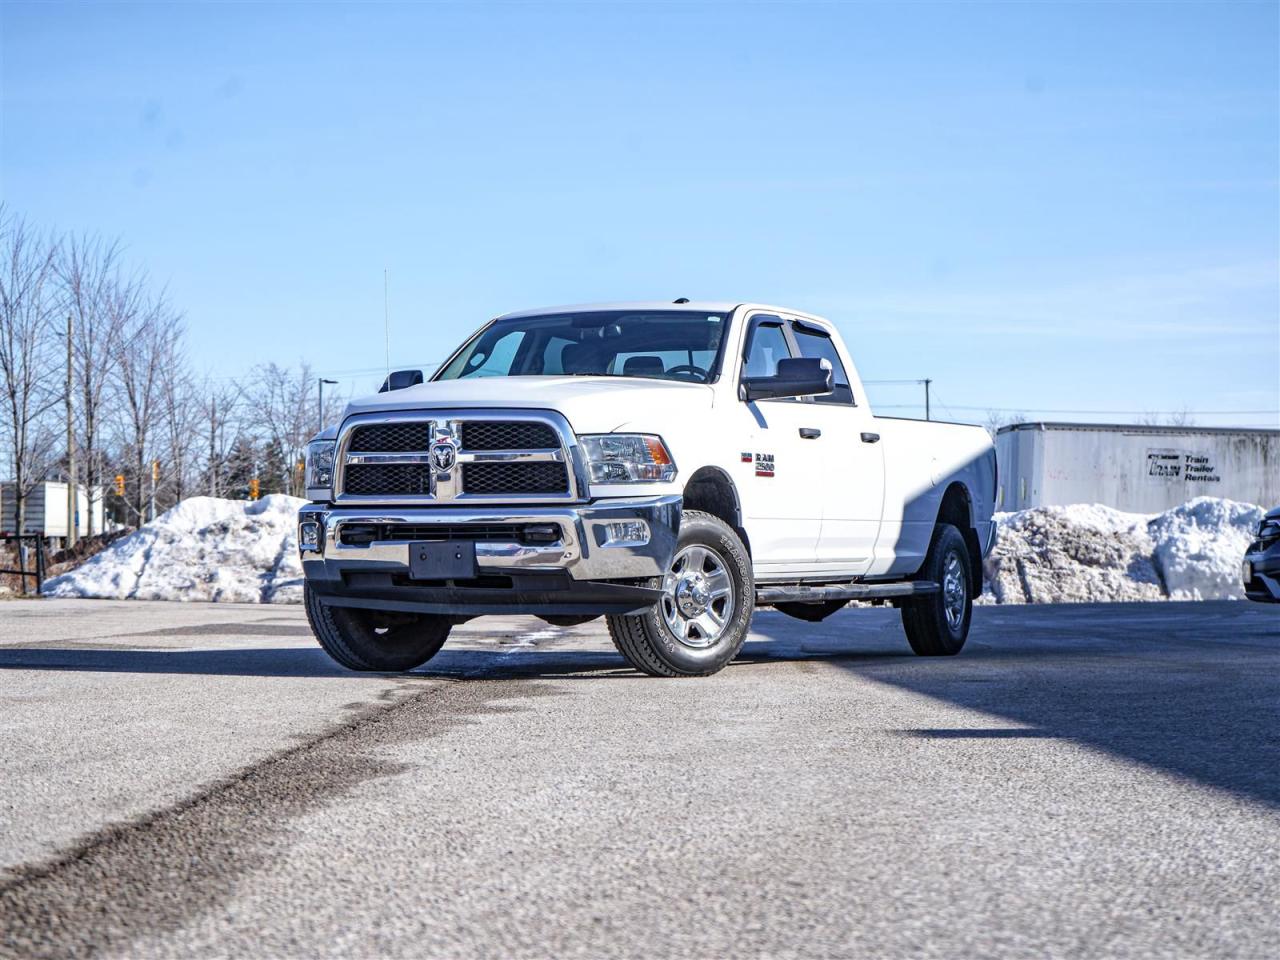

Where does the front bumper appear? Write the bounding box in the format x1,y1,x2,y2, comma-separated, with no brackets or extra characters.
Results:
298,495,681,616
1243,543,1280,603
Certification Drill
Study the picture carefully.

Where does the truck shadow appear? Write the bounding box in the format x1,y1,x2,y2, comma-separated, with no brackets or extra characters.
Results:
746,602,1280,810
0,645,362,678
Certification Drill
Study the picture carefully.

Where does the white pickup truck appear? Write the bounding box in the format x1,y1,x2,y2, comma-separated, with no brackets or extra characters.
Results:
299,301,997,677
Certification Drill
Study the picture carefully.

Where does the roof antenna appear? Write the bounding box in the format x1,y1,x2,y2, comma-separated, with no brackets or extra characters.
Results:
673,297,690,304
383,268,390,377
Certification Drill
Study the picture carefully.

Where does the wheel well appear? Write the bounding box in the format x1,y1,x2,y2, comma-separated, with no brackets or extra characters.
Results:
937,482,983,589
682,467,751,557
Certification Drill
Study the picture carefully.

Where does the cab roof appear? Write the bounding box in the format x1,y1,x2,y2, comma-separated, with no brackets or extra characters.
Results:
495,301,744,321
493,301,832,324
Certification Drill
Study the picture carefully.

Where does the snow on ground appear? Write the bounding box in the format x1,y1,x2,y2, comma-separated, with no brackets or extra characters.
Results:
982,496,1263,604
42,495,307,604
42,494,1263,605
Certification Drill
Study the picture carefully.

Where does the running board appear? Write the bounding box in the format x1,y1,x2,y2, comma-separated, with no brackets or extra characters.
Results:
755,580,939,605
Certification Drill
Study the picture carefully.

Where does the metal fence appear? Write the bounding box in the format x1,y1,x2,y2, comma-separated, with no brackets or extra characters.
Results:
0,535,48,596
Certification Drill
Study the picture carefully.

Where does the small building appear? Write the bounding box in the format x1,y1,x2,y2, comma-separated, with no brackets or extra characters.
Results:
0,482,104,539
995,422,1280,513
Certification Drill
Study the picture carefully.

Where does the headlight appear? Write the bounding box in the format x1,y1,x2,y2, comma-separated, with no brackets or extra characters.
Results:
580,434,677,484
305,440,336,496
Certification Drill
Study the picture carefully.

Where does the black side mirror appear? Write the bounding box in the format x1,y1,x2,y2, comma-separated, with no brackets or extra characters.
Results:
379,369,424,393
741,357,833,402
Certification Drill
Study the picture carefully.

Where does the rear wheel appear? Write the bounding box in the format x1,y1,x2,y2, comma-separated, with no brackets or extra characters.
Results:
607,510,754,677
901,524,972,656
305,584,452,671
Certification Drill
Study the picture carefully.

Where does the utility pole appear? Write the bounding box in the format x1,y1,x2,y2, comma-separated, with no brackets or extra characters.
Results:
318,378,338,433
924,378,933,421
65,313,77,548
150,460,158,522
208,396,217,497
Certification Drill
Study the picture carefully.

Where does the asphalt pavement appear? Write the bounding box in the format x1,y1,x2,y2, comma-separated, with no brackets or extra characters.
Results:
0,598,1277,958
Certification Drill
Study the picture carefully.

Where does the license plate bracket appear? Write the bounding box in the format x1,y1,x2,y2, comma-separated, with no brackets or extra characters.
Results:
409,540,478,580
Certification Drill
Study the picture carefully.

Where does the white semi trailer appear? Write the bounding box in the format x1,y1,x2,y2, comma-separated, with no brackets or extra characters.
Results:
995,422,1279,513
0,482,101,540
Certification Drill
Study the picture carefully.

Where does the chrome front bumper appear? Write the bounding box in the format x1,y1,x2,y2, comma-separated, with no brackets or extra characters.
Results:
298,495,682,584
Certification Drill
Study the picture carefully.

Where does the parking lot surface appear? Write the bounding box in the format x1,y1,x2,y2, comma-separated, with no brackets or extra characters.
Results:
0,599,1277,958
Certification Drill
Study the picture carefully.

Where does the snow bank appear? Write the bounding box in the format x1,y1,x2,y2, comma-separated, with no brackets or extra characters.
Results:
42,494,1264,606
42,495,307,604
1149,498,1265,600
983,496,1263,604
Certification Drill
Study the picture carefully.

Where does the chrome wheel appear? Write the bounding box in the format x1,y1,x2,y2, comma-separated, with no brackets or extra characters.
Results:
660,544,735,648
942,550,967,631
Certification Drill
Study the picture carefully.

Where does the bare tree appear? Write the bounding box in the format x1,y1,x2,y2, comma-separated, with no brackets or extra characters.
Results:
112,293,182,522
158,337,199,506
246,362,317,497
0,208,60,537
200,378,241,498
984,409,1027,439
57,233,128,534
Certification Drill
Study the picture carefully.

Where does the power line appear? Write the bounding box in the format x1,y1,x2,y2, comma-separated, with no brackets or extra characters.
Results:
873,404,1277,416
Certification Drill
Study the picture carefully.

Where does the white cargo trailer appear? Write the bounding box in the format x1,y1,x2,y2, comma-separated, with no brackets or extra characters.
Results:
995,422,1280,513
0,482,102,539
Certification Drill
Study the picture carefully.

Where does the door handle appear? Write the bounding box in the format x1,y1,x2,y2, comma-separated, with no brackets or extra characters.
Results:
799,427,822,439
861,432,880,443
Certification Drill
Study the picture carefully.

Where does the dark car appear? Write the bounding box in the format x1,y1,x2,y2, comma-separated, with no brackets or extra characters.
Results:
1243,506,1280,603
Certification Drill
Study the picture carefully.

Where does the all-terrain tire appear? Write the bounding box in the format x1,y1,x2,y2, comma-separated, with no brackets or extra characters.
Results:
901,523,972,657
305,584,452,671
606,510,754,678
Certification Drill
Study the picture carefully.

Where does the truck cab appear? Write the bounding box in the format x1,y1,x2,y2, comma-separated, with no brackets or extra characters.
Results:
299,301,997,677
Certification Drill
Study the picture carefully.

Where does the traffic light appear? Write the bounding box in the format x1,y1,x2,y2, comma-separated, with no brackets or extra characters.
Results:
152,460,160,482
249,478,260,500
114,474,125,497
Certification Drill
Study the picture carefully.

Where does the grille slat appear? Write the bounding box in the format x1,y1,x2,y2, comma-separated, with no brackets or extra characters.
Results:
344,463,431,496
340,522,562,545
349,423,432,452
461,421,558,451
462,461,568,495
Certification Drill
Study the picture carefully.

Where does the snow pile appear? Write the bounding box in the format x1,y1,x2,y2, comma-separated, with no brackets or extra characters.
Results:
42,495,307,604
40,494,1263,606
983,497,1263,604
1149,498,1265,600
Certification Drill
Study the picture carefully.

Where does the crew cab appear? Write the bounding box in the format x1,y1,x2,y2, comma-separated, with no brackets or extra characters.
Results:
298,302,997,677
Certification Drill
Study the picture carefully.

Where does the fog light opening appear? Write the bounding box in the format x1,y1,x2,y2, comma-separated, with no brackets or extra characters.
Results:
601,520,650,548
299,520,323,553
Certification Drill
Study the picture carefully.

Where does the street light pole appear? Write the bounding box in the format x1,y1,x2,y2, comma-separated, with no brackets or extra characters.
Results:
318,378,338,434
66,313,76,548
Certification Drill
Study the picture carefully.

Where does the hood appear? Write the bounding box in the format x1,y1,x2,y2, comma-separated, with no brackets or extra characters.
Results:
339,376,714,434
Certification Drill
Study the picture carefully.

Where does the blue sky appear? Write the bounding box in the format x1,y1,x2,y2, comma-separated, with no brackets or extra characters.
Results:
3,0,1277,424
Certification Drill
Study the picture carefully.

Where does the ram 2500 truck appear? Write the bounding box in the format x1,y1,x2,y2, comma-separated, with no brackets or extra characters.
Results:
298,302,997,677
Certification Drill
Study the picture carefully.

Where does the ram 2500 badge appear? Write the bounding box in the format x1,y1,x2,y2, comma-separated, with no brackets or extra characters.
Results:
298,302,997,677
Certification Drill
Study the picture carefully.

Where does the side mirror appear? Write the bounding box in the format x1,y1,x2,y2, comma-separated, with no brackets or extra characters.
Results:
741,357,833,402
379,369,424,393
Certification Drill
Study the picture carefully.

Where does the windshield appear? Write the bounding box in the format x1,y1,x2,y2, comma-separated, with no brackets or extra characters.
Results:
435,310,730,384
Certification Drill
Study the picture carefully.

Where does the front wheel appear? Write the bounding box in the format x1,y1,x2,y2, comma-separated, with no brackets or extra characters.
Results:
305,584,452,671
606,510,754,677
901,523,972,656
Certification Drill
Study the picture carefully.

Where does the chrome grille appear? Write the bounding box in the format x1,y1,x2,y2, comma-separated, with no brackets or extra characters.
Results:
460,421,558,451
336,411,577,502
462,462,568,495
